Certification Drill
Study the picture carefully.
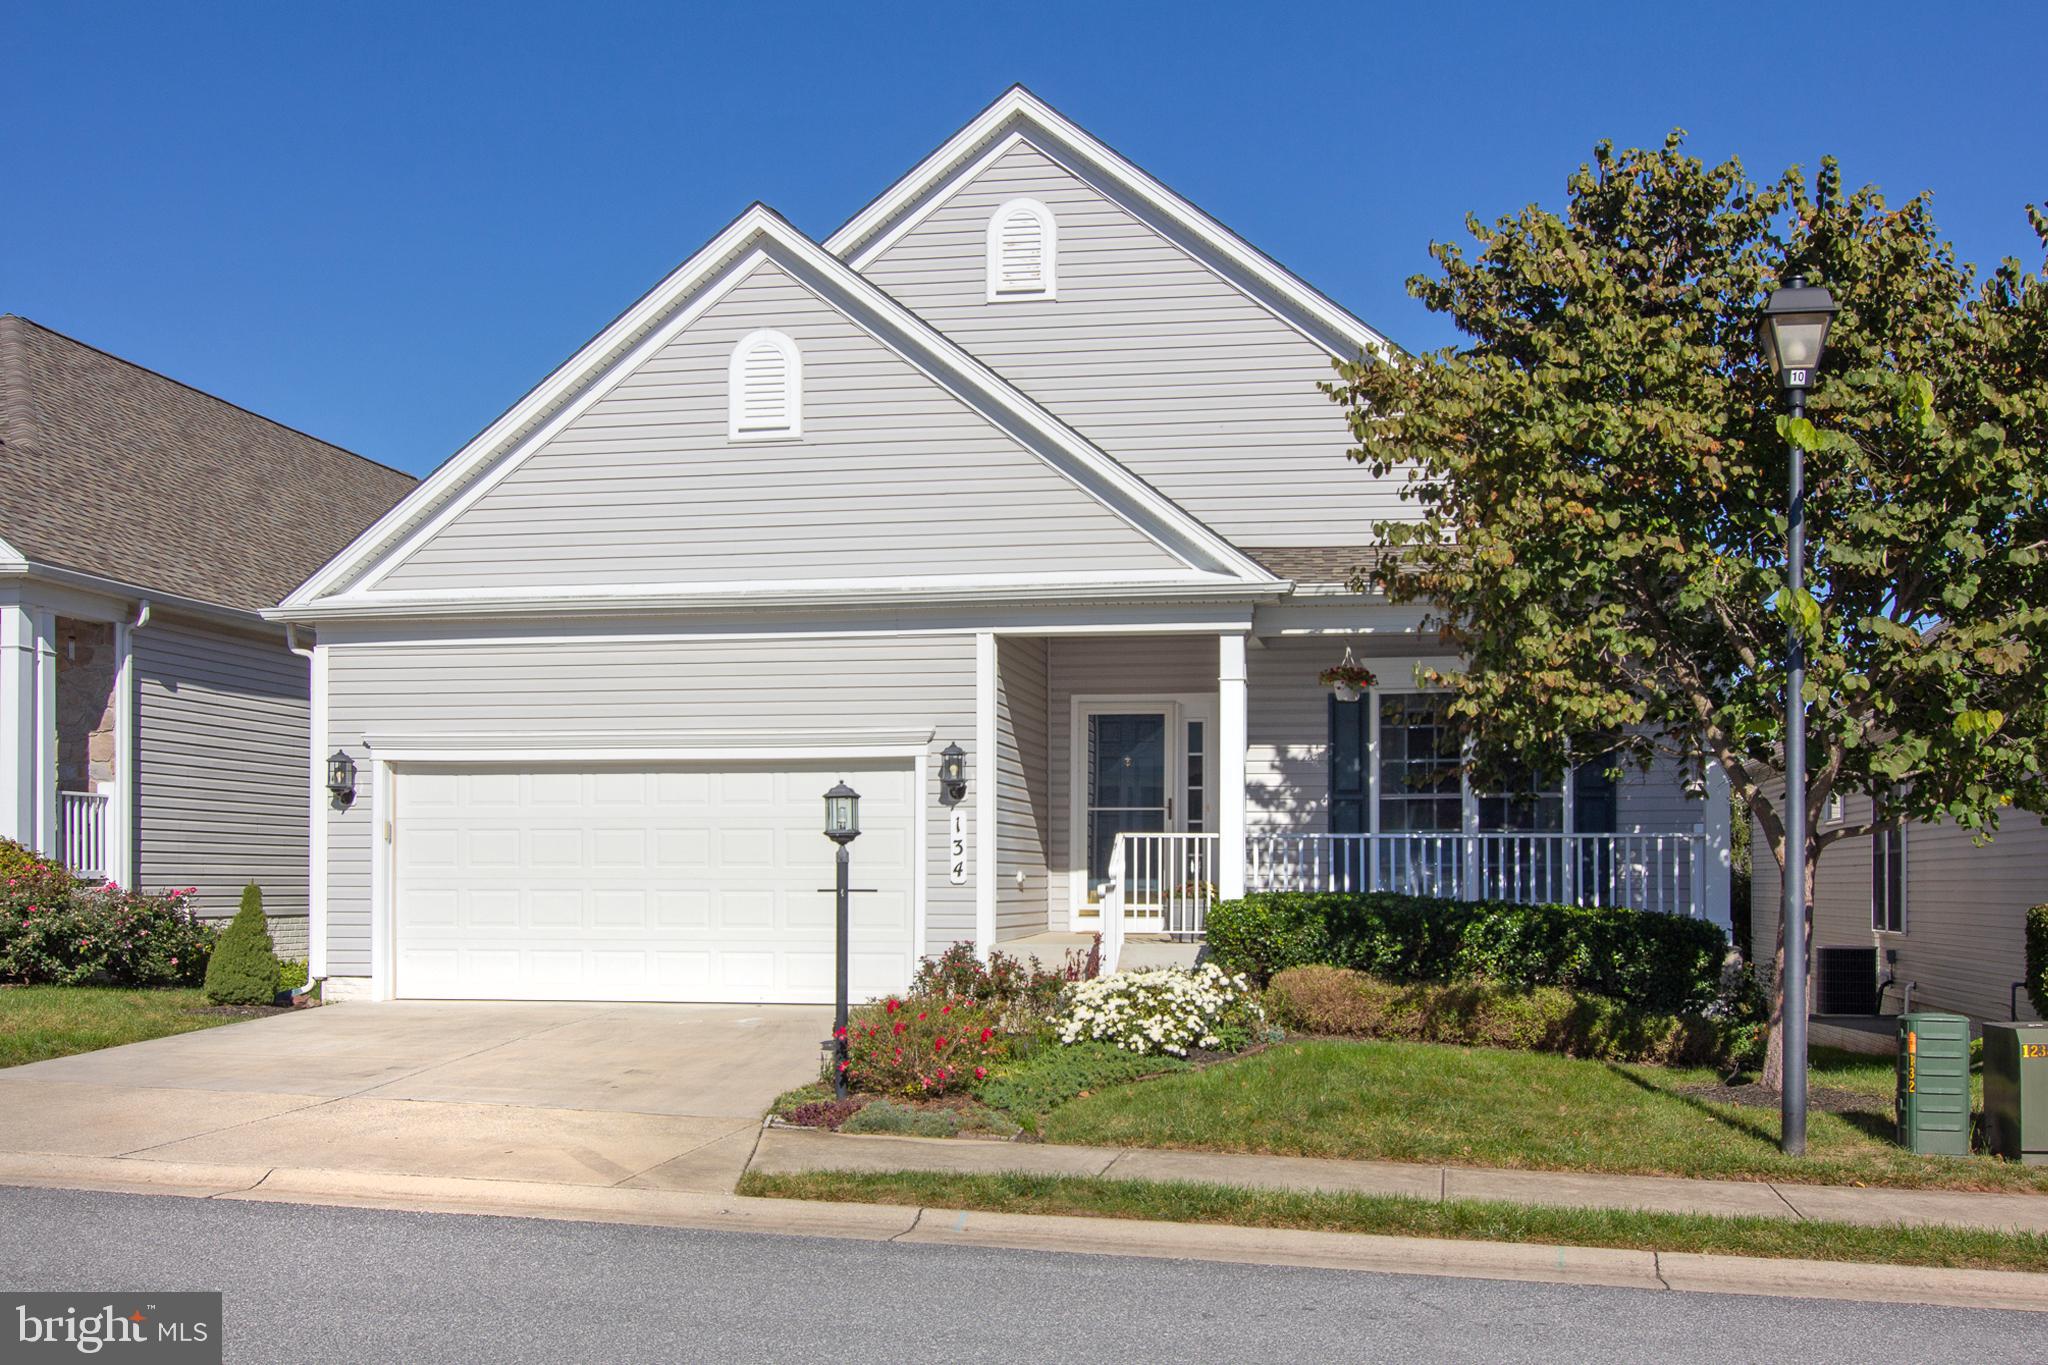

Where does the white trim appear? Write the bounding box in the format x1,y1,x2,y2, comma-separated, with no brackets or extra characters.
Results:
727,328,803,440
363,729,936,757
284,206,1274,611
986,197,1057,301
974,632,997,957
1217,632,1248,901
32,609,56,853
275,574,1280,626
366,744,929,1003
107,620,136,887
0,602,36,845
828,86,1396,363
308,643,330,978
0,534,25,568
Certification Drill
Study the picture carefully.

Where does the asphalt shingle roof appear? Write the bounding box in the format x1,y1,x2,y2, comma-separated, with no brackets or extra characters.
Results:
0,315,416,612
1242,545,1393,588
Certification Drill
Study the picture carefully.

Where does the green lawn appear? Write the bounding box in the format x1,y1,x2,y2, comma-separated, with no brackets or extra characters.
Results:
739,1169,2048,1274
1034,1039,2048,1194
0,986,235,1067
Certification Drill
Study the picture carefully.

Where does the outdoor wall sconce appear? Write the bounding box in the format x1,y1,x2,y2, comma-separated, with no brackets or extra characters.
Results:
326,749,358,808
939,741,968,803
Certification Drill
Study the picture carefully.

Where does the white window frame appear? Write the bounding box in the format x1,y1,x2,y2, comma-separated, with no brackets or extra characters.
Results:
986,198,1058,301
727,329,802,441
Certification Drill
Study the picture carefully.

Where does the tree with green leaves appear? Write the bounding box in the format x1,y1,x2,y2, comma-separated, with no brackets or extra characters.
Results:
1328,135,2048,1091
204,883,281,1006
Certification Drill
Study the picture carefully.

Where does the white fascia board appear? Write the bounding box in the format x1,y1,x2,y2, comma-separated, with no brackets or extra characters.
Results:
299,205,1274,607
267,572,1286,626
826,86,1398,364
0,535,25,568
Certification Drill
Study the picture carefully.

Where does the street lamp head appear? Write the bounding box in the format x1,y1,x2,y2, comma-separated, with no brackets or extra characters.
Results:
1759,276,1838,390
823,779,861,844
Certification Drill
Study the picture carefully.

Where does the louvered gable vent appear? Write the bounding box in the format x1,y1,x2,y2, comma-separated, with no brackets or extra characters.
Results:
986,198,1056,300
728,330,802,439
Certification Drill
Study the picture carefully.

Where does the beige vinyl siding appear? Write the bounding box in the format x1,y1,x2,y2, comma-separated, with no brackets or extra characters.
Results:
134,616,309,922
376,259,1180,593
858,138,1406,545
322,633,976,976
994,635,1051,937
1758,800,2046,1022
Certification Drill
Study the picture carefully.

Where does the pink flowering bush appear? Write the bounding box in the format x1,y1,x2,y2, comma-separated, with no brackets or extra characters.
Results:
0,839,216,986
837,994,1007,1098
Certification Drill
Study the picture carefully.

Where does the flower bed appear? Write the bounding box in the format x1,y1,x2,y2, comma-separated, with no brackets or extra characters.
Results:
2,841,215,987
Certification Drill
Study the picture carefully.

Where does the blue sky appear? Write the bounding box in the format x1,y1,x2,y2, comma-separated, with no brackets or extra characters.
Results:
4,1,2042,477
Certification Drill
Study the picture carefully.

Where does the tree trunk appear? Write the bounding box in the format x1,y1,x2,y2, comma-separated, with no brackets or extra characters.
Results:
1760,852,1817,1093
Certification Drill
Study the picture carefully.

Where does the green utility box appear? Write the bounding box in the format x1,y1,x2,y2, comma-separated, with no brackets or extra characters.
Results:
1983,1023,2048,1165
1896,1012,1972,1156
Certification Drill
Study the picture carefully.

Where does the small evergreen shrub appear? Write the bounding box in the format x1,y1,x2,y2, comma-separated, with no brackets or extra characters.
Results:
203,884,280,1006
974,1039,1190,1119
1207,891,1726,1014
1265,965,1725,1066
2027,905,2048,1021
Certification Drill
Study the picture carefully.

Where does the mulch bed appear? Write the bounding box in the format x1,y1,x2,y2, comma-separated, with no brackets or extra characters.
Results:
1679,1080,1883,1115
183,1002,313,1018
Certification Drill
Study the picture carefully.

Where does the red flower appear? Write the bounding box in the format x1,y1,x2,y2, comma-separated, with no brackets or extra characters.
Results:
940,1004,952,1015
979,1028,994,1043
892,1021,905,1035
933,1036,948,1051
973,1066,987,1080
885,998,901,1015
917,1011,927,1021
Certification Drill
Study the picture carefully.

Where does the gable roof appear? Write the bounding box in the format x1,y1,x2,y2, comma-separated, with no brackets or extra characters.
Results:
826,85,1399,364
281,204,1276,616
0,315,416,613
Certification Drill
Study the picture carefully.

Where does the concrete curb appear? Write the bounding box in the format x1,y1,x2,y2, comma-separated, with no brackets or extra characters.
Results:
3,1151,2045,1312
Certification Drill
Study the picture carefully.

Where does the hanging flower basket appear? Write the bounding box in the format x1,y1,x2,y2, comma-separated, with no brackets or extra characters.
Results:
1318,647,1377,702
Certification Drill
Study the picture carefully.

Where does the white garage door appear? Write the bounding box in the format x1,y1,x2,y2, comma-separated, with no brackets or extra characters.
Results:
393,762,917,1003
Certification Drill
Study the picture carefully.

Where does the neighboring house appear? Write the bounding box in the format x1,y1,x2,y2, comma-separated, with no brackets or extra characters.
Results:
273,87,1731,1005
0,315,417,951
1752,796,2043,1025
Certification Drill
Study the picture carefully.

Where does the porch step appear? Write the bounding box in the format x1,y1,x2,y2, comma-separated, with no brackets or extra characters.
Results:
994,932,1203,975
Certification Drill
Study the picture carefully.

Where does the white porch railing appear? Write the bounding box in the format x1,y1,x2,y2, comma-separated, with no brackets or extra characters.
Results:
1099,829,1706,972
59,790,111,880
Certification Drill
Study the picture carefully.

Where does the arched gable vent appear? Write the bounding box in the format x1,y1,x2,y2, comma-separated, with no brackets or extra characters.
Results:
986,198,1057,301
728,330,802,439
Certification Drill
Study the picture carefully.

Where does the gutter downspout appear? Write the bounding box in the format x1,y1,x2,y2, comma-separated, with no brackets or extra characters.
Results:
285,624,323,1003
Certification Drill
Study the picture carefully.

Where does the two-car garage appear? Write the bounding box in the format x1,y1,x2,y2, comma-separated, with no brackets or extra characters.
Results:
389,760,917,1004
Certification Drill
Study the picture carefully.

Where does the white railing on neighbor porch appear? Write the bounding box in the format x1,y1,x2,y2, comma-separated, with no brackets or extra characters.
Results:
1100,830,1706,972
59,790,110,880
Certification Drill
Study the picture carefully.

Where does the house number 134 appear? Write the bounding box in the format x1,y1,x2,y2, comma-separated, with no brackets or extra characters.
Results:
949,808,967,885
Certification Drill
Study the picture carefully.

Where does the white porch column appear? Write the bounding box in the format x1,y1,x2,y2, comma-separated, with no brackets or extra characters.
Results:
1218,632,1249,901
974,631,998,958
1701,758,1733,931
0,603,37,846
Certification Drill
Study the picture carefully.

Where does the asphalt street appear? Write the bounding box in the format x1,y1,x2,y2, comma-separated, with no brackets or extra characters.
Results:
1,1186,2039,1363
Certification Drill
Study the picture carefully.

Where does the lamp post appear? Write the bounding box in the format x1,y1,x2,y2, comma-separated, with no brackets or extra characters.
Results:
1759,275,1838,1156
823,780,861,1099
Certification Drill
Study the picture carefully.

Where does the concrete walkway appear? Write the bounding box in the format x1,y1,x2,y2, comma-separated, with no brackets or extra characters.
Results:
749,1127,2048,1235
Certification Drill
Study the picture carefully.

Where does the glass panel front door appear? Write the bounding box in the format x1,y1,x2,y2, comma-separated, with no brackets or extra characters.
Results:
1087,711,1168,893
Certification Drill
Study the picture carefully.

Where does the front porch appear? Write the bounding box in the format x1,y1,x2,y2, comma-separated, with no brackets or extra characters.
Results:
1,599,131,881
979,629,1730,972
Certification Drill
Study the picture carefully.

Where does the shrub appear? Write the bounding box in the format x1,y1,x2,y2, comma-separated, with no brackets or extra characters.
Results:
278,958,309,994
784,1096,869,1130
1266,965,1725,1066
975,1039,1189,1119
911,941,1084,1018
1055,964,1265,1057
839,1099,963,1137
204,884,280,1006
1206,891,1726,1014
840,995,1006,1097
2,870,215,988
2027,905,2048,1022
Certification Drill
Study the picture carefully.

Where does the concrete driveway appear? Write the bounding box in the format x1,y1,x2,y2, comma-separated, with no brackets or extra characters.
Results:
0,1001,827,1193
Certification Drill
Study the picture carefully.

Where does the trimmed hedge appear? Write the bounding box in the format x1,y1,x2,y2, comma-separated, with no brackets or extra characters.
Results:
204,884,280,1006
2027,905,2048,1022
1265,965,1725,1067
1207,891,1726,1014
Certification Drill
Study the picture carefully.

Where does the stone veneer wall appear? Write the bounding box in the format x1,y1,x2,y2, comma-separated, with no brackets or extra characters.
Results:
54,618,119,793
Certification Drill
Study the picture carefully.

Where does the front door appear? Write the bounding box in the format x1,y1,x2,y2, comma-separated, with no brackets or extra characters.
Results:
1086,710,1169,900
